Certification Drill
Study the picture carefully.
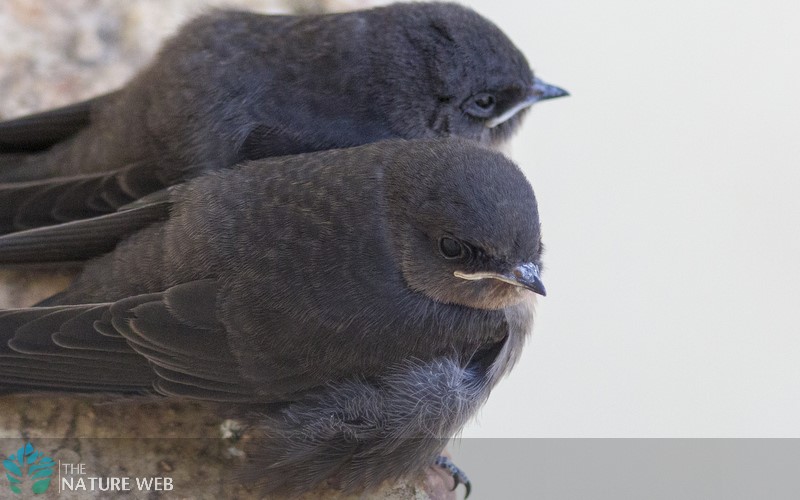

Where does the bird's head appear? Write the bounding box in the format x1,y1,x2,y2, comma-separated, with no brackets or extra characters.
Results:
368,3,568,147
386,138,545,310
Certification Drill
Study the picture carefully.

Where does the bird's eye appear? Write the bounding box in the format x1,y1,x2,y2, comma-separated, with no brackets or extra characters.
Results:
475,94,495,109
439,237,465,260
462,93,497,119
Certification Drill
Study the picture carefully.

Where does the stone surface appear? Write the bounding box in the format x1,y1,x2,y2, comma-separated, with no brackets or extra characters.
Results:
0,1,452,498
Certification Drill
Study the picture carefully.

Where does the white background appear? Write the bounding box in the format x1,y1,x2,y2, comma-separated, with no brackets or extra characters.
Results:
454,0,800,438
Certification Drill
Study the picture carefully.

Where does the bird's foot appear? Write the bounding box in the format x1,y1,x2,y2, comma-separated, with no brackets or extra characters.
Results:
434,455,471,498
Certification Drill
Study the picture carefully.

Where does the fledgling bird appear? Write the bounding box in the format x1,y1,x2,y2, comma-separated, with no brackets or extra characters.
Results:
0,138,545,495
0,2,567,241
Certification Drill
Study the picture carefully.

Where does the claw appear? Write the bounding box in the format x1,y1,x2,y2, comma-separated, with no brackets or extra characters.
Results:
434,455,472,498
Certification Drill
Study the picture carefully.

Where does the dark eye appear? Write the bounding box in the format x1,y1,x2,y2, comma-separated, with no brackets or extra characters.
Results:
462,93,497,118
439,237,465,259
475,94,495,109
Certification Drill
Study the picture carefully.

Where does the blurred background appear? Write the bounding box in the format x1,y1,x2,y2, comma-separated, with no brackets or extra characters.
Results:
1,0,799,497
457,0,800,439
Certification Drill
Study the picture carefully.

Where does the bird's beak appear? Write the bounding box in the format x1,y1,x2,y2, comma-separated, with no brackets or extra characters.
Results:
454,263,546,297
485,78,569,128
529,77,570,103
507,262,546,296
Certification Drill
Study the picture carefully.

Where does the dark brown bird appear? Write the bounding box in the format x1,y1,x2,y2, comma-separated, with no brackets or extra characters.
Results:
0,2,566,242
0,138,545,495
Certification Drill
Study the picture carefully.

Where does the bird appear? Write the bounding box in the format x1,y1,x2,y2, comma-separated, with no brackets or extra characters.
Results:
0,2,567,246
0,138,545,496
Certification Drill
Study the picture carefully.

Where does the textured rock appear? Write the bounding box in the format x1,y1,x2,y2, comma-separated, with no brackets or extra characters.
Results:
0,1,451,498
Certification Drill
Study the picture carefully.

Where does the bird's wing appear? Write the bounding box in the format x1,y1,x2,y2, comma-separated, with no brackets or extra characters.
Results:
0,305,155,393
0,280,263,401
0,160,168,233
237,123,341,161
0,120,333,239
0,195,170,263
0,93,114,153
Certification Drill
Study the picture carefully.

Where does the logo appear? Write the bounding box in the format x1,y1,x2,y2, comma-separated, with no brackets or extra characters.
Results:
3,443,55,495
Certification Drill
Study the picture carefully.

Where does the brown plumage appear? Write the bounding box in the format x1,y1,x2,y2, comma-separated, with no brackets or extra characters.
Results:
0,2,566,243
0,138,544,495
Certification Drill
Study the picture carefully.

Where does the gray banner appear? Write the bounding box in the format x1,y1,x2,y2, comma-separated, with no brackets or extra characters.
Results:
1,438,799,499
449,439,800,500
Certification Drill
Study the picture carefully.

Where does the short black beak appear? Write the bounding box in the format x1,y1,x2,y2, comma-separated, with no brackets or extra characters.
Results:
510,263,547,296
529,77,569,103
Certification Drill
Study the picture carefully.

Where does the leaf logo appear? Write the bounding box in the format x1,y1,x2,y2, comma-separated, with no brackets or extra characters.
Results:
3,443,55,495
